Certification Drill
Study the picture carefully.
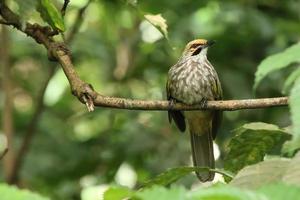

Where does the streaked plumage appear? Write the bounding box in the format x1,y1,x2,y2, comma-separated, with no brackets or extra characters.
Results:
166,39,222,182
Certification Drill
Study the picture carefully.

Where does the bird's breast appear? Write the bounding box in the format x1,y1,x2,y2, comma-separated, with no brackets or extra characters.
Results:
168,59,216,104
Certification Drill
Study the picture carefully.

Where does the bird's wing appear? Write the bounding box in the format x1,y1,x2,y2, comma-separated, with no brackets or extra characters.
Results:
166,80,186,132
211,71,223,139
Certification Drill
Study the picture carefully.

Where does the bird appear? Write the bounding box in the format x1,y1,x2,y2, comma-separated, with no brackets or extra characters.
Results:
166,39,222,182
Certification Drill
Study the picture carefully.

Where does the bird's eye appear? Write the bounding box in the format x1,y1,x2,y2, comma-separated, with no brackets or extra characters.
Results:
192,47,202,55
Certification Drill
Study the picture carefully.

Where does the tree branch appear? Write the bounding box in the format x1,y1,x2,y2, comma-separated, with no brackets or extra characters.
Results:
0,3,289,112
92,96,288,111
61,0,70,17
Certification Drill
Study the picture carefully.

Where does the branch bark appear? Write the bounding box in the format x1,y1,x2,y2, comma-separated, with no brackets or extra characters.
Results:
92,96,288,111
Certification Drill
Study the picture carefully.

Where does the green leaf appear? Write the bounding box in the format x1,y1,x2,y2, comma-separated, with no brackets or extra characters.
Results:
224,122,291,174
282,151,300,185
230,158,290,189
282,66,300,94
254,42,300,90
144,14,168,39
135,186,186,200
285,78,300,154
258,183,300,200
14,0,37,20
103,186,133,200
231,152,300,189
143,167,234,187
36,0,65,32
187,185,267,200
0,184,50,200
127,0,138,6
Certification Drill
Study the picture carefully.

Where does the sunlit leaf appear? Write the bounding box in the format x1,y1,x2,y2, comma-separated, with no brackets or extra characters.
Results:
0,184,50,200
282,149,300,185
44,70,68,106
285,78,300,154
231,152,300,189
230,158,290,189
282,66,300,94
224,122,291,174
103,186,133,200
258,183,300,200
254,43,300,90
36,0,65,31
144,14,168,39
135,186,186,200
187,185,266,200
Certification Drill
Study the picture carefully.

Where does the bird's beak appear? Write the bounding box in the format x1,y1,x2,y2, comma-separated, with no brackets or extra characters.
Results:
205,40,216,48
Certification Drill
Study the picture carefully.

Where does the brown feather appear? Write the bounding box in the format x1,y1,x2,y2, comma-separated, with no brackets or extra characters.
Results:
187,112,215,181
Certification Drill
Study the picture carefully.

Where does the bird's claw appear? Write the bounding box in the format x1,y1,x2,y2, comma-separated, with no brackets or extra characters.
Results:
199,98,207,108
169,99,177,109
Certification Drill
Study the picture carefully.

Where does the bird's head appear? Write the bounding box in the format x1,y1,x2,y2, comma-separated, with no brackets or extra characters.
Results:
182,39,215,57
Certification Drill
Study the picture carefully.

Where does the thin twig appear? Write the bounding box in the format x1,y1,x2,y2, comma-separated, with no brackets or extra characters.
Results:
61,0,70,17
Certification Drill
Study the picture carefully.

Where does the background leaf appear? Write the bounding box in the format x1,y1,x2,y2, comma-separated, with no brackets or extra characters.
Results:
285,78,300,154
257,183,300,200
13,0,37,21
103,186,133,200
282,151,300,185
144,14,168,39
187,185,266,200
230,158,290,189
134,186,186,200
254,43,300,90
230,152,300,189
143,167,233,187
282,66,300,94
0,184,49,200
36,0,65,31
224,122,291,174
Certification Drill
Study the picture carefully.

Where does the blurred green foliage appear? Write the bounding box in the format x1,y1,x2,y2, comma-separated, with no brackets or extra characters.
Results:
1,0,300,199
0,183,49,200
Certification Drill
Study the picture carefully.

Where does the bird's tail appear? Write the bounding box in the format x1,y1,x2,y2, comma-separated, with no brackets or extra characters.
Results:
190,131,215,182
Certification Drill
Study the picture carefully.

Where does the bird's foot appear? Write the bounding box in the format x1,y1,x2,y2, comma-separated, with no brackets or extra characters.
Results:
199,98,207,108
169,98,177,109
